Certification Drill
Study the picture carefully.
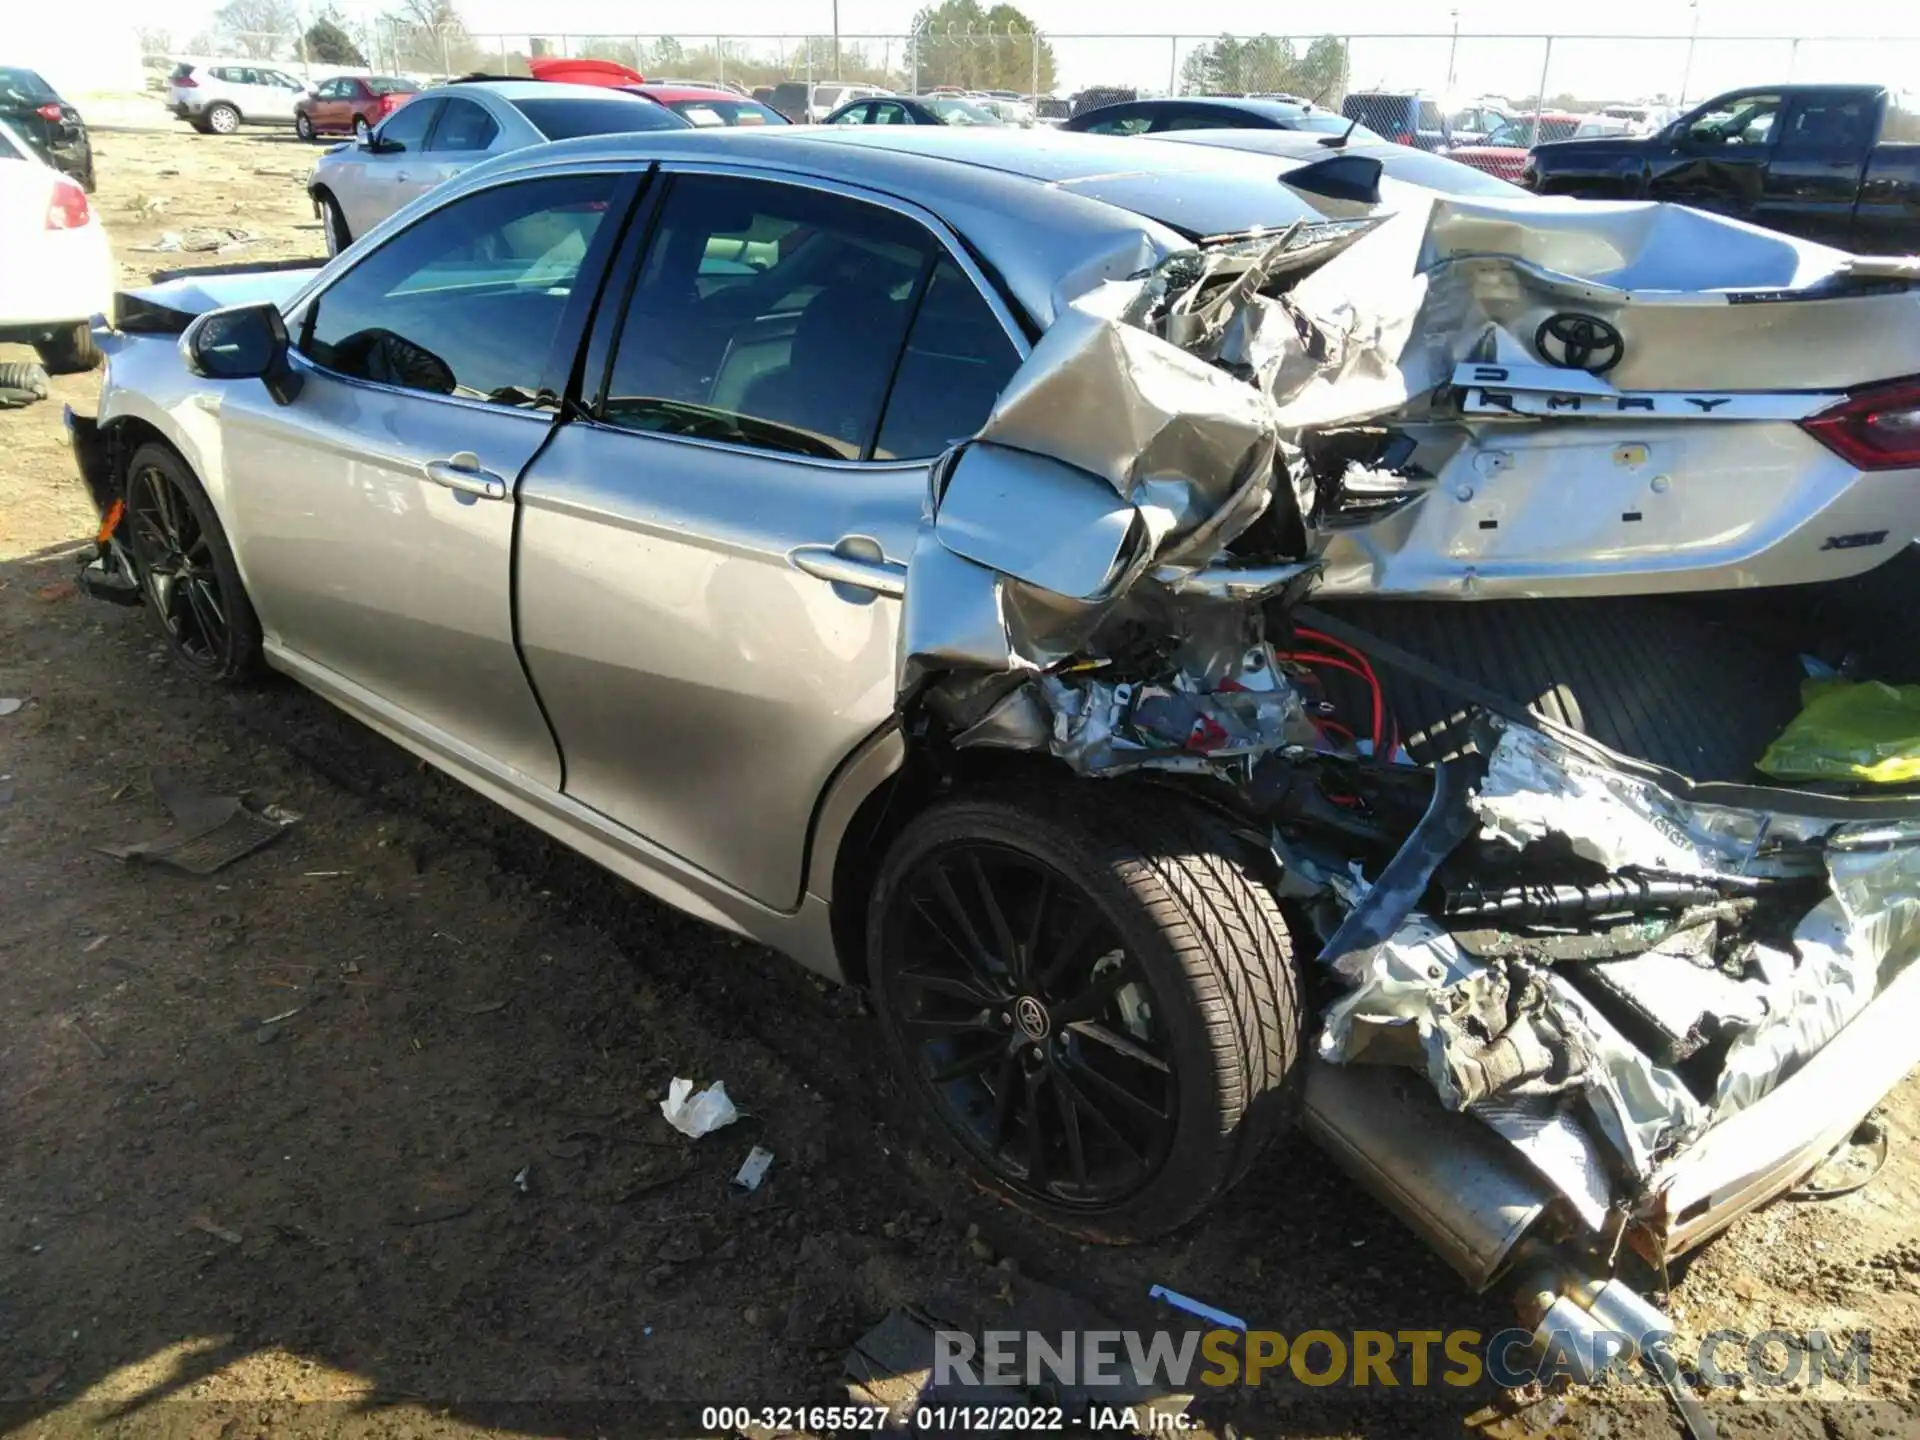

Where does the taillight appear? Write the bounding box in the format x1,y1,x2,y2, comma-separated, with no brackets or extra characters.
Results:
378,93,401,114
46,175,90,229
1393,130,1414,145
36,102,64,122
177,74,198,87
1802,378,1920,470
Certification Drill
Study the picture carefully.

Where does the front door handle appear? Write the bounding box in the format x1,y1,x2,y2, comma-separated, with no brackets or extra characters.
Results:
423,453,507,500
789,537,906,598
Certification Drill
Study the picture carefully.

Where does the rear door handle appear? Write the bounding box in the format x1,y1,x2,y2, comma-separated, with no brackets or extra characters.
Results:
790,538,906,598
423,453,507,500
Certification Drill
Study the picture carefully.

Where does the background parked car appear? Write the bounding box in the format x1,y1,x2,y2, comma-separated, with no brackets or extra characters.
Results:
295,75,422,142
1069,85,1137,117
306,80,689,254
1445,112,1626,181
1063,96,1381,142
626,84,788,128
1340,90,1451,150
821,95,1004,127
168,62,309,135
1526,83,1920,252
1032,95,1071,126
0,117,108,372
1448,104,1511,145
0,65,94,189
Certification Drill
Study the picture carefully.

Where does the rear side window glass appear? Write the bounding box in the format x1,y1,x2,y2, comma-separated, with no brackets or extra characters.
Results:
600,174,934,460
1779,94,1877,152
376,97,440,150
1085,109,1151,135
1418,100,1445,130
874,259,1020,461
429,97,498,151
513,97,686,139
302,173,617,404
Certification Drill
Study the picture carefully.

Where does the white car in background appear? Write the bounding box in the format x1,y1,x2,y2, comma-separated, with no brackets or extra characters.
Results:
0,118,109,371
167,61,309,134
306,79,690,255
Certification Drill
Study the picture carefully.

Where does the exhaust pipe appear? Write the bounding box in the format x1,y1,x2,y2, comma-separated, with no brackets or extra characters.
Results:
1302,1059,1551,1291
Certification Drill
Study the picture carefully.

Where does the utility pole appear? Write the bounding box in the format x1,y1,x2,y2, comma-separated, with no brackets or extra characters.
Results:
1445,9,1459,103
1679,0,1701,107
833,0,841,79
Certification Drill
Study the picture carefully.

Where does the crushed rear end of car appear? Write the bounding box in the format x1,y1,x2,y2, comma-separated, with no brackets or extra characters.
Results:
893,190,1920,1342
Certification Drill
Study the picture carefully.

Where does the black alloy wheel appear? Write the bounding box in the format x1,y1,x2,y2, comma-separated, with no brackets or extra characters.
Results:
127,460,227,671
882,840,1178,1209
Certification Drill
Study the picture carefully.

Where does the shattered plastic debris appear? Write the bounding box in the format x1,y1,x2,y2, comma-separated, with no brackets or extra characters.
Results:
733,1145,775,1191
0,698,23,716
659,1078,738,1138
1758,678,1920,786
95,768,297,875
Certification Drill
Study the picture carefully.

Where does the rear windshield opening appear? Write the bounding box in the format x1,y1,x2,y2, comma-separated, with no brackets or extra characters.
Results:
513,96,688,139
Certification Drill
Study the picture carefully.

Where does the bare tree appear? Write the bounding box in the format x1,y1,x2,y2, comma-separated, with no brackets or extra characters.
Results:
214,0,299,57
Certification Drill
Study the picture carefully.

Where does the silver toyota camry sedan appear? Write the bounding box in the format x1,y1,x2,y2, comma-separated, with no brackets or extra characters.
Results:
64,123,1920,1321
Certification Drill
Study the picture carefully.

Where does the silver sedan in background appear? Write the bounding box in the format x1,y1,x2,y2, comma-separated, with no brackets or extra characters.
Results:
306,79,690,255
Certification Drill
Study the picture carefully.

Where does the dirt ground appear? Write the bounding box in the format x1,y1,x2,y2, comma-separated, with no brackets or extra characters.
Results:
5,104,1920,1440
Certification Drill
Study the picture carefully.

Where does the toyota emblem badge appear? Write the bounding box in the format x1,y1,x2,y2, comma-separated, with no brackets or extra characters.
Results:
1535,312,1625,374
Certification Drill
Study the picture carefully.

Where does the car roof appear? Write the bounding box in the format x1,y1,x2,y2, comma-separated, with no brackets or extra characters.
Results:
630,84,755,104
459,126,1333,326
1128,96,1323,118
430,79,633,103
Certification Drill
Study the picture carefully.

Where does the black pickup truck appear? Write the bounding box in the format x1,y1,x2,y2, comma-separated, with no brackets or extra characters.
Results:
1524,83,1920,252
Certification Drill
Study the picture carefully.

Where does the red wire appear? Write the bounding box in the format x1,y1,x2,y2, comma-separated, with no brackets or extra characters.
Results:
1293,627,1393,756
1280,650,1385,754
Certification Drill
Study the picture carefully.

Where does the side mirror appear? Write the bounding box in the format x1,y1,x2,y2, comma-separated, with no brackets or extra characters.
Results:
182,302,302,405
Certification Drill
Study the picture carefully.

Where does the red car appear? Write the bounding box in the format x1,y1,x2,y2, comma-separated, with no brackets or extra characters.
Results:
294,75,422,142
523,58,785,128
1444,113,1585,183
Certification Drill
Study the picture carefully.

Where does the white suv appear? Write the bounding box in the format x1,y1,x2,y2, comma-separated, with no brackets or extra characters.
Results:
806,83,890,122
168,62,308,134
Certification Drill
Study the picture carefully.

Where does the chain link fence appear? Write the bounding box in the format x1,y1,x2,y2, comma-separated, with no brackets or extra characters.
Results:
160,28,1920,118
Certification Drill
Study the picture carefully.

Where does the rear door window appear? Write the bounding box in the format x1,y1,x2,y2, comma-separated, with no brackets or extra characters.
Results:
873,259,1020,460
1777,93,1877,153
428,97,499,151
1885,93,1920,144
598,174,938,460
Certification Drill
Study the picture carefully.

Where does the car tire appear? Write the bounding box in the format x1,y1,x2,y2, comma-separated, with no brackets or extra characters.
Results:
353,115,372,142
122,442,263,685
867,784,1304,1243
34,321,102,374
317,191,350,256
190,118,214,134
295,111,314,141
206,103,241,134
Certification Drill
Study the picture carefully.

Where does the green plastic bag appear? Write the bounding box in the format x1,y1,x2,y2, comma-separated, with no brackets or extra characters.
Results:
1757,678,1920,785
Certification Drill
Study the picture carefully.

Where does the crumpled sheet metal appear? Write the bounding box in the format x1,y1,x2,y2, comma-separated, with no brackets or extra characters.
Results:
1260,192,1920,429
1319,719,1920,1226
898,262,1296,698
1471,722,1832,880
1320,924,1704,1195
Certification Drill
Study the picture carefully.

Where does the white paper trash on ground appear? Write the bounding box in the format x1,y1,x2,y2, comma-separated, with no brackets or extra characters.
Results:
660,1077,739,1138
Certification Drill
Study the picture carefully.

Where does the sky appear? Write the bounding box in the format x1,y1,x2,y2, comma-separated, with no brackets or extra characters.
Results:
75,0,1920,99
